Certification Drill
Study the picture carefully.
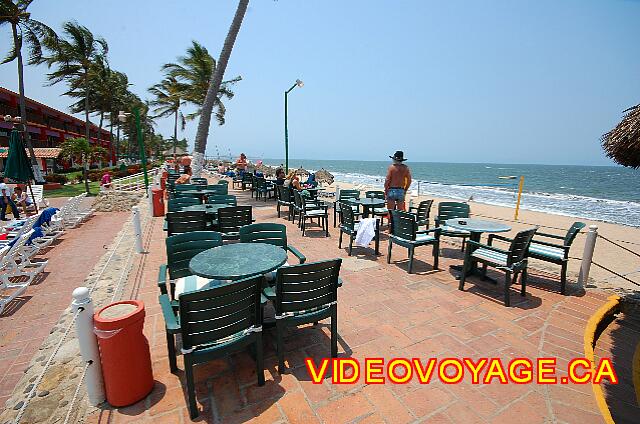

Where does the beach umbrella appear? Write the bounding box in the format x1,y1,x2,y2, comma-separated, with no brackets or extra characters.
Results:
295,167,310,178
4,129,35,183
601,104,640,168
315,168,334,185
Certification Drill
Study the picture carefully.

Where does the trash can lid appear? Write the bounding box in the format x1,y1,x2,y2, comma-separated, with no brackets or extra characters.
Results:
94,300,145,330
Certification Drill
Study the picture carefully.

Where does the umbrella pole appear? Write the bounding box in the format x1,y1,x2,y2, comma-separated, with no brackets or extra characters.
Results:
26,181,38,214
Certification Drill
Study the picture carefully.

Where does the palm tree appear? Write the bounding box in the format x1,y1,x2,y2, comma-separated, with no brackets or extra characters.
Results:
59,137,107,190
40,21,108,193
0,0,57,182
148,76,186,159
193,0,250,175
163,40,241,126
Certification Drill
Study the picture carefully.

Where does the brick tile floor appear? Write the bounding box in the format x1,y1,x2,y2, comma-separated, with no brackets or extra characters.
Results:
0,208,128,407
84,182,624,423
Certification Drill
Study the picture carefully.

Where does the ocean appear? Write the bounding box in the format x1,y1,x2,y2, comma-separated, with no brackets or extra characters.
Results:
263,159,640,227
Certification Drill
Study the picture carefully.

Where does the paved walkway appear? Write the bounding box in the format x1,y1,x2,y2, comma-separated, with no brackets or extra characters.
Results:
0,208,128,407
85,183,615,424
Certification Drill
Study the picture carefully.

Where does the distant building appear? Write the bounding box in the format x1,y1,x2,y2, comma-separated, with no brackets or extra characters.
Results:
0,86,113,174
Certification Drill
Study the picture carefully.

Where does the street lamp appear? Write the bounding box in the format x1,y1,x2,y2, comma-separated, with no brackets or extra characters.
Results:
284,79,304,173
118,109,149,190
116,111,131,163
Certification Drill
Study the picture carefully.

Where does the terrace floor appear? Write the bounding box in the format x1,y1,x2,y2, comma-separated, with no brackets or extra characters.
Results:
85,181,618,424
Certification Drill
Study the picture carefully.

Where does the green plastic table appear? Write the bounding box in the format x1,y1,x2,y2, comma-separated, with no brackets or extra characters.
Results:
445,218,511,278
355,198,385,218
181,204,230,215
189,243,288,280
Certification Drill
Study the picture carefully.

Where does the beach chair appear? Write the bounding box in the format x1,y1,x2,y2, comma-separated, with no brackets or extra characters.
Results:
159,275,264,418
165,211,209,236
387,210,440,273
216,206,252,240
409,199,434,230
276,186,293,220
333,189,360,227
262,259,341,373
158,231,223,300
0,230,48,314
459,227,537,307
434,202,470,251
527,221,585,294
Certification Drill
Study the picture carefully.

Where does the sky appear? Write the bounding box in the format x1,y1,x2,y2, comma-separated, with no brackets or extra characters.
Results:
1,0,639,166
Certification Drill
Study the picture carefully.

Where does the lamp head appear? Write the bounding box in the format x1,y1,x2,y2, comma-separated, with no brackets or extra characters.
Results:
295,79,304,88
117,110,129,123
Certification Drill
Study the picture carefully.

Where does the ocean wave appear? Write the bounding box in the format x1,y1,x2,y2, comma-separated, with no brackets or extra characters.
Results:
330,171,640,227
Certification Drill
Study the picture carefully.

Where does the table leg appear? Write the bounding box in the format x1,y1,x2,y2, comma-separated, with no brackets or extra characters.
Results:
375,219,380,255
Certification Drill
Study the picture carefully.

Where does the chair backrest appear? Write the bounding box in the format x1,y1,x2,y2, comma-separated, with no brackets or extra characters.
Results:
173,191,201,200
564,222,586,246
437,202,470,224
274,259,341,314
242,173,253,183
179,275,263,351
217,206,252,234
292,190,303,209
340,201,357,231
207,195,237,206
166,231,223,281
339,189,360,201
256,177,267,189
191,177,208,185
278,186,292,203
239,223,287,249
415,200,434,224
389,210,417,241
205,185,228,195
217,180,229,187
508,227,538,265
167,198,200,212
165,211,208,236
174,184,196,192
365,190,385,200
30,185,44,202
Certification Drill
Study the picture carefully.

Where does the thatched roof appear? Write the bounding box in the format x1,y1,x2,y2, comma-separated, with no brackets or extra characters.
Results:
315,168,334,185
602,104,640,168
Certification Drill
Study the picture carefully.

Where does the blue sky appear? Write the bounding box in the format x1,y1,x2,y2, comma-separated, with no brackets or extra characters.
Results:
1,0,639,165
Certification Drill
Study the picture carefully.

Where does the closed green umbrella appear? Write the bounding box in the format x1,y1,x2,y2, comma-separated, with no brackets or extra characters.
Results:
4,129,37,212
5,129,35,182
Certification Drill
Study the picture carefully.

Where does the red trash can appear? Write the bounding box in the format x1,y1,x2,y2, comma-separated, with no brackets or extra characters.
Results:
152,188,165,217
94,300,154,407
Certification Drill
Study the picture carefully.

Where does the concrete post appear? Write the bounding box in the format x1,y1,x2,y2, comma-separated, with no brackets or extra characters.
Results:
336,184,340,201
147,186,154,215
71,287,105,406
132,206,143,253
577,225,598,289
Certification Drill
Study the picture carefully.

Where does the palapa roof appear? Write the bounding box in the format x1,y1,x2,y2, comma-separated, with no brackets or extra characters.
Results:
315,168,334,184
601,104,640,168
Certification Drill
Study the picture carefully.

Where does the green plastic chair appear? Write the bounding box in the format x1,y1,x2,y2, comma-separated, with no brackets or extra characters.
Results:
174,184,196,191
167,198,200,212
158,231,223,299
206,195,237,206
525,221,585,294
216,206,252,240
191,177,208,185
217,180,229,187
255,177,275,201
239,223,305,264
434,202,471,251
460,227,537,306
205,185,228,195
388,210,441,273
276,186,293,219
159,275,265,418
410,199,434,229
365,190,389,226
333,189,361,227
241,173,253,191
262,259,342,373
295,190,329,237
338,200,378,256
165,211,208,236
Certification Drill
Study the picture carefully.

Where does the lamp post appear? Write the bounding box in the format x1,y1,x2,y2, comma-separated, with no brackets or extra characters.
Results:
117,111,130,164
118,109,149,190
284,79,303,174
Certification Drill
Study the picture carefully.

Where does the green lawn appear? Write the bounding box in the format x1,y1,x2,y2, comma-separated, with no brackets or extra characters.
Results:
46,180,102,198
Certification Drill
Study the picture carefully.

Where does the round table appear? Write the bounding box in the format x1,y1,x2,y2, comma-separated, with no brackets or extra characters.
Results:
189,243,288,280
445,218,511,278
356,198,385,218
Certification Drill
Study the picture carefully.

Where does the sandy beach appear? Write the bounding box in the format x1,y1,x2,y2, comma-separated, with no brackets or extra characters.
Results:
317,178,640,293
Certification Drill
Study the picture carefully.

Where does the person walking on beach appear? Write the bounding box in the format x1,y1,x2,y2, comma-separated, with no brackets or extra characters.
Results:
384,151,412,211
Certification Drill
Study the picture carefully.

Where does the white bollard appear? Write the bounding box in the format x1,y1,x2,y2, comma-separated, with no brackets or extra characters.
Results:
577,225,598,289
132,206,143,253
335,184,340,200
71,287,105,406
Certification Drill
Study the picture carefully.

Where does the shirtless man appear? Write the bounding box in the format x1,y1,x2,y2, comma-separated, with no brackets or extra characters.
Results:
384,151,412,211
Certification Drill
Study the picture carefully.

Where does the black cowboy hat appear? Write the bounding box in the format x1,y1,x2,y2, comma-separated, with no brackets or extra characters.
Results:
389,150,407,161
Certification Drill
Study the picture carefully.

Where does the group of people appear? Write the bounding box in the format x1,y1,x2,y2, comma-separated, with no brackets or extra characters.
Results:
0,178,33,221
